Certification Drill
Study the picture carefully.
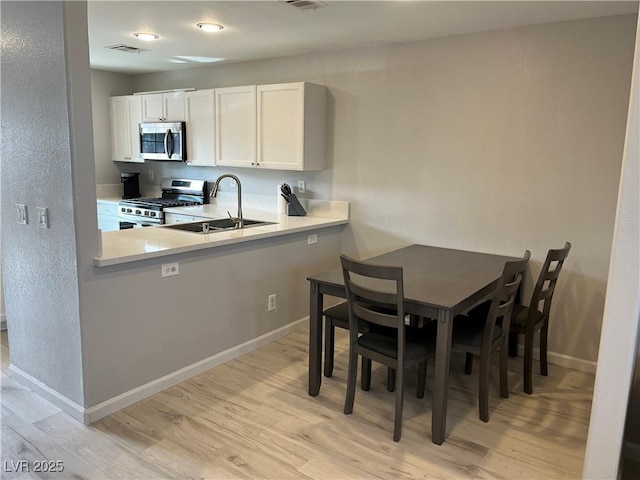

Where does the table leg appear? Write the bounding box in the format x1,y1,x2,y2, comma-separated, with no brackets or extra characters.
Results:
308,281,323,396
432,309,453,444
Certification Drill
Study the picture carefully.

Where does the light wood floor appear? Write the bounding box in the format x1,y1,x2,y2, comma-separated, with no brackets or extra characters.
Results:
1,327,595,479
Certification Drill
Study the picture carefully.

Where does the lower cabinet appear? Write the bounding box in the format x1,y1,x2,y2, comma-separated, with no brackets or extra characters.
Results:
164,213,208,224
97,201,120,232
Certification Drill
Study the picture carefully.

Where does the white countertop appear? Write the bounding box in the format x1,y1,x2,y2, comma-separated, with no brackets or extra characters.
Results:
95,200,349,267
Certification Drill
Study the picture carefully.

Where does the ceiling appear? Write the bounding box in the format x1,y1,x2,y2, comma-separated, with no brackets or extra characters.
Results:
88,1,639,75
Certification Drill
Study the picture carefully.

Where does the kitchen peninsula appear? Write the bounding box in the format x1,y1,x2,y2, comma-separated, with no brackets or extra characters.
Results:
95,200,349,266
62,197,349,423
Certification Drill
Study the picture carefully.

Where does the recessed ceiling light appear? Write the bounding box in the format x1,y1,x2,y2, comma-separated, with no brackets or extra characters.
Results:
133,33,159,42
196,23,224,33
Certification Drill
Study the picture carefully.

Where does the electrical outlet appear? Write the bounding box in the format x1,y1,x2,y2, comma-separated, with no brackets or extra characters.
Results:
16,204,27,224
297,180,306,194
308,234,317,245
148,169,154,181
228,178,237,188
268,294,277,312
36,207,49,229
161,262,179,278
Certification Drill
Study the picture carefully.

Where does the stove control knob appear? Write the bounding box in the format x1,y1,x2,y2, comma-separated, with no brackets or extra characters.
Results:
135,210,141,215
150,212,156,217
126,208,132,213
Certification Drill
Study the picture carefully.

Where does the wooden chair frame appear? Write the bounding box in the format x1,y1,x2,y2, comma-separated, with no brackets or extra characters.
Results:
340,254,428,442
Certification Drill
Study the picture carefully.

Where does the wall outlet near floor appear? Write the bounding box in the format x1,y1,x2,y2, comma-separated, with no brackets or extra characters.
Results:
297,180,306,193
162,262,179,278
148,169,154,181
267,294,277,312
307,234,317,245
36,207,49,229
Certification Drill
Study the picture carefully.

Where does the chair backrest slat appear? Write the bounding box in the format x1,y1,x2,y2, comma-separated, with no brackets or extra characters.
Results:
530,242,571,318
482,251,531,347
340,254,405,338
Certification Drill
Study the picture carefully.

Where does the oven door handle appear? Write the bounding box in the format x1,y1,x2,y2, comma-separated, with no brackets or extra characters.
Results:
164,128,174,159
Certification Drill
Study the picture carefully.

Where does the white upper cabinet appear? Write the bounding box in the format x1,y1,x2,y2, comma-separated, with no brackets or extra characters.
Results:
215,85,257,167
257,82,326,171
142,92,185,122
110,95,143,163
184,89,215,167
215,82,326,171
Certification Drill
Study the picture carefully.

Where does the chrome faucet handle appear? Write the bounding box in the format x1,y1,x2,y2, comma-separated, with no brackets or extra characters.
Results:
227,211,241,227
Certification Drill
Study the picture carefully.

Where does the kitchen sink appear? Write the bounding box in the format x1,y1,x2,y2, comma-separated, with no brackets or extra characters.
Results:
164,218,275,234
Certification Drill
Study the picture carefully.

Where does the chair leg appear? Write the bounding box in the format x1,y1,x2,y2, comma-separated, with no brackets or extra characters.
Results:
540,320,549,377
344,351,358,415
393,367,404,442
361,358,371,391
417,361,427,399
508,331,519,357
523,331,535,395
464,352,474,374
479,351,490,422
499,343,509,399
323,318,335,377
387,368,396,392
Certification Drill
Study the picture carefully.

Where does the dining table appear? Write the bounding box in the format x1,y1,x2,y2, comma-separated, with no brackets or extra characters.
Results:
306,244,520,445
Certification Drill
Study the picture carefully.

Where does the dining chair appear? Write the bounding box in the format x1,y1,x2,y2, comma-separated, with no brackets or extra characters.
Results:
512,242,571,394
340,254,431,442
452,251,530,422
324,302,398,392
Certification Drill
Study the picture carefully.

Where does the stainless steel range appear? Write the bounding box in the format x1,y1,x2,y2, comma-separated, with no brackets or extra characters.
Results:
118,178,208,229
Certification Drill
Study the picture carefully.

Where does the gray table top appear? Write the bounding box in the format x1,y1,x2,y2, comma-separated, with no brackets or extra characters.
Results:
308,244,520,314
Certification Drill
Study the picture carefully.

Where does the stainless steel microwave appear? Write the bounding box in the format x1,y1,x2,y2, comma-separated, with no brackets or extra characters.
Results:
139,122,186,161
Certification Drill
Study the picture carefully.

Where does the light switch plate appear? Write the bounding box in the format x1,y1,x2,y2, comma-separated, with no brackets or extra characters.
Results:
17,204,27,224
36,207,49,229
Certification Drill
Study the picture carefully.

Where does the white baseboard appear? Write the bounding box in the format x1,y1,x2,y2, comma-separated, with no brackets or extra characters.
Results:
10,318,309,424
8,365,86,423
515,344,597,374
83,317,309,424
625,441,640,462
9,317,595,426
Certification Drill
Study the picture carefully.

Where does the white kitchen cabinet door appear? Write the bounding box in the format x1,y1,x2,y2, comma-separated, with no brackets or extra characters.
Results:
185,90,215,167
110,95,143,163
97,201,121,232
215,85,256,167
164,213,199,224
257,83,326,171
142,92,185,122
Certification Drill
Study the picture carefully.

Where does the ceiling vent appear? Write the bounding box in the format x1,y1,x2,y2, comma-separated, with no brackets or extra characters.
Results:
284,0,327,11
105,44,147,54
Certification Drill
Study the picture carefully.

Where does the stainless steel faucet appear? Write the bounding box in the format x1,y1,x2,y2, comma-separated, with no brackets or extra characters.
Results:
210,174,243,228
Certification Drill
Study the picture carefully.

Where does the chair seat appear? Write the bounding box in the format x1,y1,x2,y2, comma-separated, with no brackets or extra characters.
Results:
510,304,545,331
452,314,503,348
358,326,430,363
323,302,350,329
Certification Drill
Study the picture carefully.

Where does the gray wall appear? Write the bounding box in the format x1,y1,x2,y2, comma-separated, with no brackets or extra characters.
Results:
127,15,637,365
0,1,96,405
82,227,343,405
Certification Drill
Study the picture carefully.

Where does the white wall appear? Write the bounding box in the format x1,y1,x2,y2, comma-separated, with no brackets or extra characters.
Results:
583,14,640,479
90,69,134,185
130,14,637,366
